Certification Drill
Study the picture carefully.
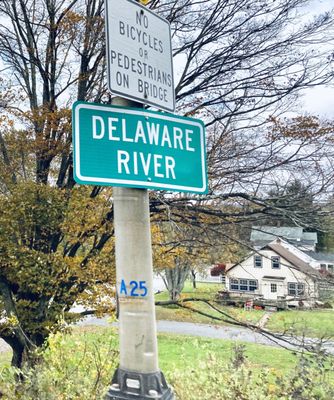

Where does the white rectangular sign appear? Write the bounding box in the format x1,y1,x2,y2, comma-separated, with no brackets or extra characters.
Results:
105,0,175,112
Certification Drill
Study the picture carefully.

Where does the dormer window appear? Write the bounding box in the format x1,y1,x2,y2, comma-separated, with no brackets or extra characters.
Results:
254,255,262,268
271,256,280,269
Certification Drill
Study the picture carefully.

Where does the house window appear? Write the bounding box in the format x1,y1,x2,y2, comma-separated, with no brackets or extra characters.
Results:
271,283,277,293
254,255,262,268
328,265,334,273
288,282,305,296
230,279,239,290
239,279,248,291
320,264,327,271
249,280,258,291
229,279,258,292
271,256,280,269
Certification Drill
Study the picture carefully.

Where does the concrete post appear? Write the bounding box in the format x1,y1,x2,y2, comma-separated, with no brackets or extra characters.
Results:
114,186,158,373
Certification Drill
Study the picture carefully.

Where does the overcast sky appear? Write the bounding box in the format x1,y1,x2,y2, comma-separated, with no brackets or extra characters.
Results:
302,86,334,117
0,1,333,118
300,0,334,118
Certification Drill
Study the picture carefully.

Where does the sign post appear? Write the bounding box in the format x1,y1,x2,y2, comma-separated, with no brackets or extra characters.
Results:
72,1,205,399
104,97,174,400
103,2,177,398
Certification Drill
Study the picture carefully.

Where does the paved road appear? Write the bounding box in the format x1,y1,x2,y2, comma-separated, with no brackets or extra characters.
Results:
1,317,333,355
77,316,334,354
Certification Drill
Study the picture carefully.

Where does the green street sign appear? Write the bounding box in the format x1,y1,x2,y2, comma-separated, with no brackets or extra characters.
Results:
72,101,208,193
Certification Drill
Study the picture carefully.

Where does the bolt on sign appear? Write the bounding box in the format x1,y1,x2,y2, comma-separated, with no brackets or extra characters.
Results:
105,0,175,112
72,102,208,194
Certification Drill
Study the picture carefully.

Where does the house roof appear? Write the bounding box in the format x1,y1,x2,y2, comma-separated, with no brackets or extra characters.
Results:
250,226,318,244
266,242,321,279
254,239,316,249
303,251,334,263
303,232,318,242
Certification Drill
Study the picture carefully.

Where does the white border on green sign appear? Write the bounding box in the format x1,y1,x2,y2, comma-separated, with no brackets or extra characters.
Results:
73,102,208,194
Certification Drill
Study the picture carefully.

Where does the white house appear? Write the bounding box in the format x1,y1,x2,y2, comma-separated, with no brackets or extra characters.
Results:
226,238,322,307
250,226,334,272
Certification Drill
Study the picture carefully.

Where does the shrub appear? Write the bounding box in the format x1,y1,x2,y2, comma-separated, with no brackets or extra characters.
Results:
168,345,334,400
0,328,118,399
210,263,226,276
1,330,334,399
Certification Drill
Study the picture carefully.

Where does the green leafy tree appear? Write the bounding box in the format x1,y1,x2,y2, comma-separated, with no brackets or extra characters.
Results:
0,0,116,368
0,182,116,367
317,195,334,252
266,179,316,227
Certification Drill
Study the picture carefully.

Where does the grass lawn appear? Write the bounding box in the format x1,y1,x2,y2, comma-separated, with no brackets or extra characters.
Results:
1,326,333,400
0,325,298,375
155,281,265,326
158,332,298,376
1,281,334,398
155,281,334,339
155,281,223,301
267,309,334,338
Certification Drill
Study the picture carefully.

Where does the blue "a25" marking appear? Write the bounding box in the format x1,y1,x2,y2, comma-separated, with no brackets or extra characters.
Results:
119,280,148,297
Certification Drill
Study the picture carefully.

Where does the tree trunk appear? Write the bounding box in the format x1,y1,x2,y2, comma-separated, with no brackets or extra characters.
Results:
0,279,42,369
190,270,197,289
163,262,190,301
2,334,32,369
10,341,24,369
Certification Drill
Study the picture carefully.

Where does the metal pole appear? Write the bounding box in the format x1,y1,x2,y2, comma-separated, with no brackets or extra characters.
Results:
105,97,174,399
